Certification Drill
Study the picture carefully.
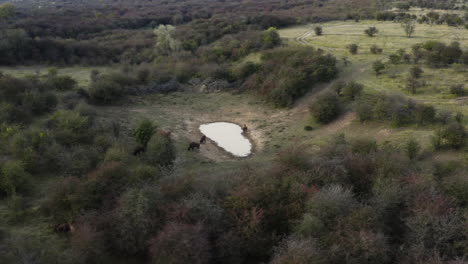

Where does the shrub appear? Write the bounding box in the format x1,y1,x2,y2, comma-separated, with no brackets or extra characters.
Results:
314,26,323,36
341,81,363,101
145,133,176,167
364,27,379,37
409,66,423,79
47,75,77,91
370,45,383,54
449,84,465,97
405,138,420,160
373,61,385,75
108,186,163,254
47,110,91,146
88,76,125,105
132,119,156,147
149,223,211,264
302,185,357,229
261,27,281,48
310,92,341,124
0,160,30,195
348,44,358,55
440,123,466,149
270,237,323,264
245,47,338,107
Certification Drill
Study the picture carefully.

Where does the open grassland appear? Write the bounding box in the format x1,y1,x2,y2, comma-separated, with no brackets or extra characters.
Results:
279,19,468,154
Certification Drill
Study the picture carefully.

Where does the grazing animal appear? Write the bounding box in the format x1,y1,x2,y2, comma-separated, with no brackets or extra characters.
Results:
133,146,146,156
188,142,200,151
242,124,248,133
54,223,72,233
160,130,172,137
200,135,207,144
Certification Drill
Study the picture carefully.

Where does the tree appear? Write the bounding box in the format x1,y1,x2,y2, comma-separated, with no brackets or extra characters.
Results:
409,66,423,79
145,133,176,167
405,138,420,160
450,84,465,97
348,44,358,55
441,123,466,149
401,19,416,38
341,81,363,101
314,26,323,36
364,27,379,37
154,25,181,55
373,61,385,75
395,1,410,10
0,160,30,196
427,12,440,25
132,119,156,147
406,77,420,94
0,3,15,19
149,223,211,264
261,27,281,48
310,92,341,124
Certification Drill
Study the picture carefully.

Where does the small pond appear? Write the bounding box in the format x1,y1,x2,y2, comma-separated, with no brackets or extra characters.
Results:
199,122,252,157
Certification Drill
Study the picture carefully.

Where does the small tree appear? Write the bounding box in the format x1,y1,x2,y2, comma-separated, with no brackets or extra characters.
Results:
314,26,323,36
310,92,341,124
364,27,379,37
132,119,156,147
409,66,423,79
373,61,385,75
441,123,466,149
405,138,420,160
342,81,364,101
406,77,420,94
145,133,176,167
261,27,281,48
401,19,416,38
348,44,358,55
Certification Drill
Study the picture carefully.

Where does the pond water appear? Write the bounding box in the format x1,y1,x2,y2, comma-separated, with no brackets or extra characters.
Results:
199,122,252,157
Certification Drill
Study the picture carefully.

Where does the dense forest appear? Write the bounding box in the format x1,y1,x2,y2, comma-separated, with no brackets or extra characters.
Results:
0,0,467,263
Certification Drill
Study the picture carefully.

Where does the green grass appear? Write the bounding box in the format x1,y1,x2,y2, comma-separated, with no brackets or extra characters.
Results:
0,66,114,87
278,19,468,151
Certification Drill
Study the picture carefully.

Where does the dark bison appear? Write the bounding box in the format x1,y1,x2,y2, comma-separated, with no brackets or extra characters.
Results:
200,135,207,144
133,146,145,156
242,124,248,133
188,142,200,151
54,223,72,233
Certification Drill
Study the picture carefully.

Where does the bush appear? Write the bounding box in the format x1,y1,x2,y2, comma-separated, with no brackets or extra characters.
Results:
409,66,423,79
88,76,126,105
149,223,211,264
310,92,341,124
145,132,176,167
132,119,156,147
341,81,363,101
0,160,30,195
245,47,338,107
108,186,163,254
364,27,379,37
440,123,466,149
449,84,465,97
47,110,92,146
348,44,358,55
373,61,385,75
405,138,420,160
270,237,322,264
370,45,383,54
47,75,77,91
314,26,323,36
